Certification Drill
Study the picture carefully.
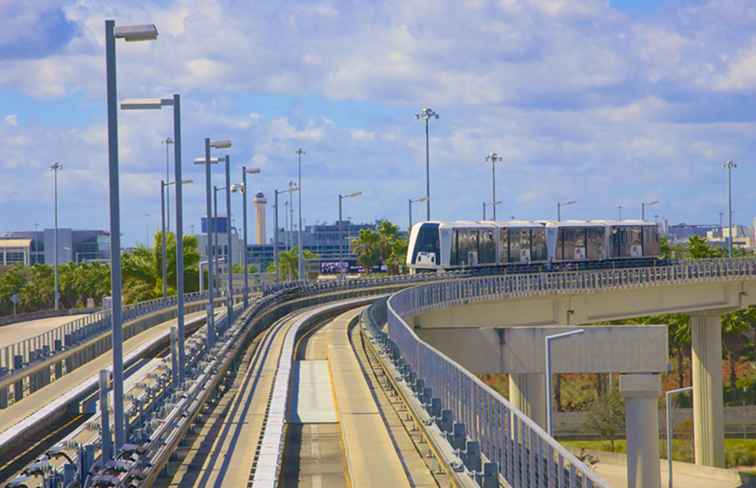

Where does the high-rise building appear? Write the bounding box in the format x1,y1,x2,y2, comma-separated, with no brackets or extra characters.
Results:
253,192,267,245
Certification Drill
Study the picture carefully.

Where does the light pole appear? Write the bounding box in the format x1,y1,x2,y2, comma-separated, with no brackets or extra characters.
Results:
163,137,173,230
296,148,306,281
545,328,585,435
408,196,428,231
483,201,501,220
641,200,659,221
485,152,502,220
158,179,192,299
121,95,186,386
618,205,623,221
194,138,230,348
724,160,737,257
284,200,289,250
274,189,280,282
338,192,362,276
105,19,158,454
50,162,62,311
557,200,576,221
242,166,261,308
289,180,295,250
719,211,724,239
223,155,233,322
416,108,439,220
665,386,692,488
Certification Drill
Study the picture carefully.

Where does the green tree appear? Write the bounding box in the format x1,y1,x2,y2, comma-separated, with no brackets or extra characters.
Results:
352,228,381,273
268,247,317,280
687,235,723,259
121,231,201,304
584,389,625,452
721,307,756,402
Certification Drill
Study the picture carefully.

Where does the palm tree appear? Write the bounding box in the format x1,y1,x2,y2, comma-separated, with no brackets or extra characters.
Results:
352,228,381,273
268,246,318,280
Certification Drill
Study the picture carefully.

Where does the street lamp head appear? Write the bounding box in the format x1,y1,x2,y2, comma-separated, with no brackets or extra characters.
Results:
210,139,232,149
416,107,439,120
723,160,737,169
231,184,242,193
120,98,172,110
50,162,63,171
114,24,158,42
164,137,174,144
193,157,220,165
245,167,261,175
485,152,501,163
345,191,362,199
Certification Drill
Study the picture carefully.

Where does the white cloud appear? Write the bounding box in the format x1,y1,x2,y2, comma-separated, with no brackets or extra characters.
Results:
4,115,17,127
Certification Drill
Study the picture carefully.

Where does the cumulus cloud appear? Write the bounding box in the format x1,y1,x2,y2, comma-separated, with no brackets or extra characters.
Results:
1,0,756,243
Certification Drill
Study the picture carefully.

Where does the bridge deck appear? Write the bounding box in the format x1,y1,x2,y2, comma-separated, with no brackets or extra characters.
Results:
0,315,87,348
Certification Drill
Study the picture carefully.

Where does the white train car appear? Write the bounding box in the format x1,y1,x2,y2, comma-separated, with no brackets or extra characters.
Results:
407,219,661,273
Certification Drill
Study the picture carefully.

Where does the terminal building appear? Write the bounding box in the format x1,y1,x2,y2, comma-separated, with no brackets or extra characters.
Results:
0,229,110,266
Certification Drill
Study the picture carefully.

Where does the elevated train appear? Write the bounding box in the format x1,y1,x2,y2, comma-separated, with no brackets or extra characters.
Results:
407,219,662,273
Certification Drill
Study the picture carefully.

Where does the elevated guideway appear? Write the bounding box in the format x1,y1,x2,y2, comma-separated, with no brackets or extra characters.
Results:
0,316,86,348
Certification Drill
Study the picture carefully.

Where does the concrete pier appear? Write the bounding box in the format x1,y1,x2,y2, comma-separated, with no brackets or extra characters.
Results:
620,374,662,488
690,313,725,467
508,373,546,429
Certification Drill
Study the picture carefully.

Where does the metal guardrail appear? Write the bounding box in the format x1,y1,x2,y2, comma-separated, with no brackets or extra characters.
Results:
0,287,251,387
375,287,608,487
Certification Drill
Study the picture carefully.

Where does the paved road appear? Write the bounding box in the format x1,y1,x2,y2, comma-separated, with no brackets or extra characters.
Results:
592,456,741,488
0,315,86,348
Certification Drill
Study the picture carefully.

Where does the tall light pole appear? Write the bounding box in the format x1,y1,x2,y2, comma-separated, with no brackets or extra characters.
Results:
666,386,693,488
483,201,501,220
618,205,623,221
338,192,362,276
223,155,233,321
289,180,295,250
724,160,737,257
105,19,158,454
408,196,427,231
545,328,585,435
483,202,487,220
242,166,261,308
641,200,659,221
157,179,192,299
274,189,280,282
557,200,576,221
50,162,62,311
162,137,173,230
121,95,186,385
485,152,502,220
194,138,230,348
284,200,289,250
416,108,439,220
296,148,306,281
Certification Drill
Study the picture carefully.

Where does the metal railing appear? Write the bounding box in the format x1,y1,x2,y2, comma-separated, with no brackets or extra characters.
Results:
367,291,609,487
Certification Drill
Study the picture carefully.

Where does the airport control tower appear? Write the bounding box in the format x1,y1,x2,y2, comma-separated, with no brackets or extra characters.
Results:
253,192,267,244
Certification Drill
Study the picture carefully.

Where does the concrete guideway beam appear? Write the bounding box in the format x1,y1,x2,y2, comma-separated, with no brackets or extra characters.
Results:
690,313,726,467
418,325,668,374
620,373,662,488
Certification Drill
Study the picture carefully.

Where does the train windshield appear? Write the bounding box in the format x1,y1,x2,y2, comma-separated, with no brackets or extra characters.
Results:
412,223,440,264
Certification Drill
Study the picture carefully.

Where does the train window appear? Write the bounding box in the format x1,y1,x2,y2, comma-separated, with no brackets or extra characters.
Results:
561,228,577,261
643,226,660,256
586,227,605,260
508,229,521,262
459,229,479,265
498,228,509,264
629,226,643,257
479,230,496,264
532,228,547,261
411,223,440,264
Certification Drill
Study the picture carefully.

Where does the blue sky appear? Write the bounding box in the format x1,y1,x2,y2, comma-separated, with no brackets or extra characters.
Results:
1,0,756,246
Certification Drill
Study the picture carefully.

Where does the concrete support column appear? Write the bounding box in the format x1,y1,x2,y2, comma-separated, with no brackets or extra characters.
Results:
508,373,546,428
690,313,725,467
620,374,661,488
